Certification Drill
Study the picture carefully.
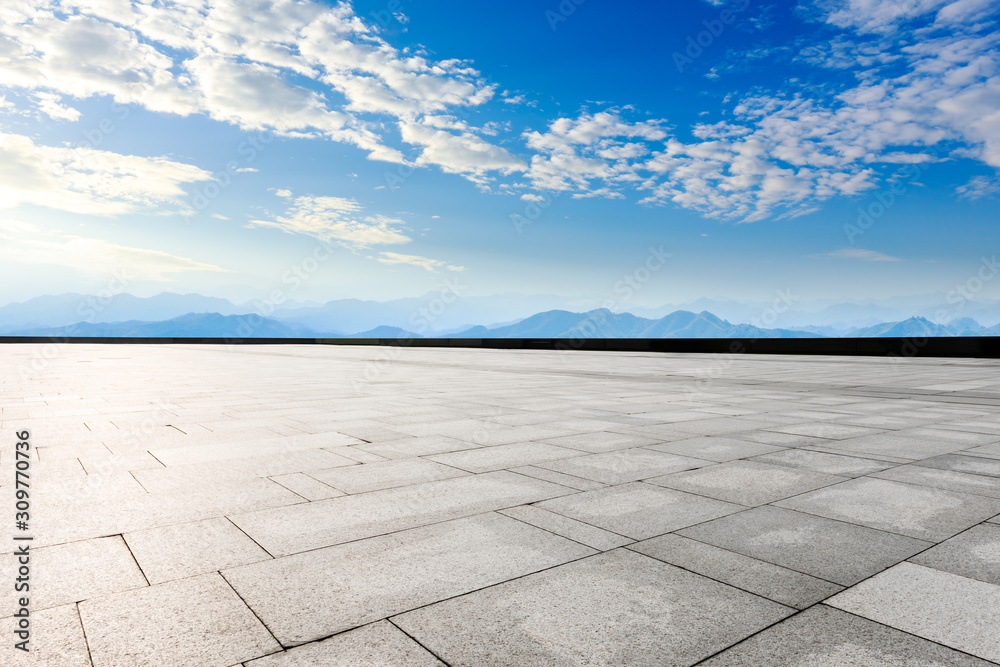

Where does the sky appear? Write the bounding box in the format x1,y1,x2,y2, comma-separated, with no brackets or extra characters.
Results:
0,0,998,311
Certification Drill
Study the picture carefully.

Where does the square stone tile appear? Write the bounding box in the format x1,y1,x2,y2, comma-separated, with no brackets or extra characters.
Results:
678,505,931,586
630,534,843,608
0,603,92,666
749,448,895,477
536,482,744,540
307,458,468,494
664,416,774,436
393,549,792,667
353,435,480,459
535,448,709,484
536,431,663,453
828,562,1000,663
500,504,634,550
767,423,884,439
964,441,1000,459
700,604,995,666
80,572,280,667
244,620,444,666
818,433,969,460
775,477,1000,541
427,442,580,473
899,426,1000,446
0,536,147,616
35,476,303,548
229,471,573,556
271,472,344,500
916,453,1000,478
731,430,832,447
509,465,607,490
872,464,1000,499
647,461,845,506
647,436,785,462
910,524,1000,585
224,513,594,646
125,517,272,584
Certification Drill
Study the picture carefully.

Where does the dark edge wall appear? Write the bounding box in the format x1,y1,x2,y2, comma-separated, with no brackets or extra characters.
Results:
2,336,999,358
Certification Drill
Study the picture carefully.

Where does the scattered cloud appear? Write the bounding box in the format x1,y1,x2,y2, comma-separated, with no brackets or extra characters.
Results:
32,91,80,121
957,174,1000,199
249,194,412,247
0,131,211,216
0,220,230,279
816,248,902,262
374,251,465,272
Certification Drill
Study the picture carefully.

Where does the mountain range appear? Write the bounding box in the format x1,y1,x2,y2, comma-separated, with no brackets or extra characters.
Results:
3,292,998,339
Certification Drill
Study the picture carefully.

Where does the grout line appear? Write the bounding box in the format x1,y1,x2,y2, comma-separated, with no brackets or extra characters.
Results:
225,516,276,559
218,571,284,650
118,533,151,587
386,617,453,666
76,602,97,667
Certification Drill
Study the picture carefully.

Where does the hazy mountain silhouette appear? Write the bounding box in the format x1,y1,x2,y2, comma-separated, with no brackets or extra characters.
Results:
444,309,820,338
1,292,996,339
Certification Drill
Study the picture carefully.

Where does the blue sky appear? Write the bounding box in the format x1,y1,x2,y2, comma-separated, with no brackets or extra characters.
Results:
0,0,998,311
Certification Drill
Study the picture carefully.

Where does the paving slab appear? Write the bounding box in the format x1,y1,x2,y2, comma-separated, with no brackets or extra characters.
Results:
393,548,792,667
536,482,744,540
909,524,1000,585
915,453,1000,477
678,505,931,586
647,436,785,462
767,423,884,439
229,471,574,556
125,517,272,584
352,435,480,459
535,448,709,484
817,433,970,460
0,535,147,616
80,572,280,667
872,463,1000,498
307,457,468,494
536,431,663,453
0,603,93,667
647,460,846,506
700,604,996,666
827,562,1000,663
34,476,303,548
270,472,344,500
427,441,580,473
508,464,607,490
775,477,1000,541
223,513,594,646
729,429,833,447
133,448,358,494
244,620,444,666
630,533,843,608
748,447,895,477
499,504,634,550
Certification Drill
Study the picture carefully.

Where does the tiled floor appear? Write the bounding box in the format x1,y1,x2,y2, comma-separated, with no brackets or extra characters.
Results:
2,343,1000,665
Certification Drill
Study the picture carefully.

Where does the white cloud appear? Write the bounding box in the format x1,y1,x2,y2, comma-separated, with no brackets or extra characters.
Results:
0,0,503,172
248,194,412,247
0,131,211,216
0,220,230,280
812,0,951,34
32,91,80,121
957,174,1000,199
374,251,464,272
400,121,526,183
817,248,902,261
